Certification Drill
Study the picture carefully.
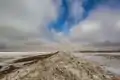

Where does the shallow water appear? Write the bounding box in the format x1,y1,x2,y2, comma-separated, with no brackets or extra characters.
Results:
74,52,120,75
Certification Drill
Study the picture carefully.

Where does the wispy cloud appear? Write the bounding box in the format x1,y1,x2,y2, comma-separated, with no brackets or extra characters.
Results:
0,0,120,48
54,0,120,45
69,1,120,43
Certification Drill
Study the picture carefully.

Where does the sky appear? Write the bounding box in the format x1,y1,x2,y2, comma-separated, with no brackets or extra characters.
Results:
0,0,120,47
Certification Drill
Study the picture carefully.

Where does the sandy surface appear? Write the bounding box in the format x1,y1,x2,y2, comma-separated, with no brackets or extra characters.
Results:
0,52,111,80
0,52,120,77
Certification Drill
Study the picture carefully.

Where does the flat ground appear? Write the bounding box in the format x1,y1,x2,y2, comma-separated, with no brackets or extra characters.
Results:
0,51,120,80
73,52,120,76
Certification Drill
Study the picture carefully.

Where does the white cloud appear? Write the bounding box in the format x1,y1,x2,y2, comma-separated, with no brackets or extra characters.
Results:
49,5,120,47
0,0,57,46
68,6,120,43
0,0,120,49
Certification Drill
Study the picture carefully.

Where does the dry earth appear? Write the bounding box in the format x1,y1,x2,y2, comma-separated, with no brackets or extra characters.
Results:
0,51,113,80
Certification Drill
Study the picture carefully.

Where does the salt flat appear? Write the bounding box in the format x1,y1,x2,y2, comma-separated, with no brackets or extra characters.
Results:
0,52,120,76
73,52,120,76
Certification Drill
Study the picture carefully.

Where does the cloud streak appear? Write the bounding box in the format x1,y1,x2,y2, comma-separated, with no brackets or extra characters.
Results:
49,0,105,33
69,1,120,44
53,0,120,44
0,0,120,49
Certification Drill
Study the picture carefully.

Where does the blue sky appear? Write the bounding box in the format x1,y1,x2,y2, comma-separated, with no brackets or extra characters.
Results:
0,0,120,46
49,0,120,34
49,0,102,33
